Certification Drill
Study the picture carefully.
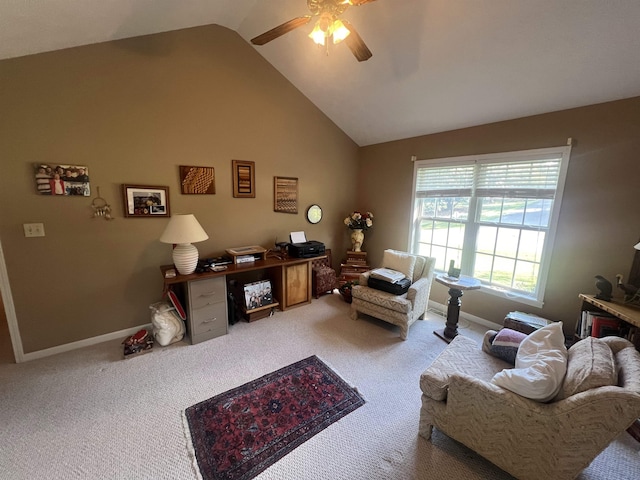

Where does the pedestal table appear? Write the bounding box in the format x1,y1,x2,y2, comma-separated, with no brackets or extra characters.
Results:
434,275,482,343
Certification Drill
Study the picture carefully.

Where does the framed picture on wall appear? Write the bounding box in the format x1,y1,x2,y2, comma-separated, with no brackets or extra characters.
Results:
34,163,90,196
232,160,255,198
122,184,170,218
274,176,298,214
179,166,215,194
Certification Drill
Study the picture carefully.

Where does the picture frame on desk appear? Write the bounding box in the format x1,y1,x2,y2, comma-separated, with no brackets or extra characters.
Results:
122,184,170,218
243,279,274,311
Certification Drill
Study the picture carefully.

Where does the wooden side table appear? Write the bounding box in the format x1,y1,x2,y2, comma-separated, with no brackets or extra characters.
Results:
338,250,370,285
434,275,482,343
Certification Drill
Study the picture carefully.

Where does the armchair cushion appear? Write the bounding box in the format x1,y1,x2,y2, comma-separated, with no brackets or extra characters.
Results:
382,249,416,280
492,322,568,402
554,337,618,401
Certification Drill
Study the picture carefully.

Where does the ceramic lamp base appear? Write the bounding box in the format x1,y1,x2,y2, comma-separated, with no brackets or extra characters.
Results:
172,243,199,275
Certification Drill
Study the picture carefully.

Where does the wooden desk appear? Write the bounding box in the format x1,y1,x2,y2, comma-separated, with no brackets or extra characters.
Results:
161,255,323,343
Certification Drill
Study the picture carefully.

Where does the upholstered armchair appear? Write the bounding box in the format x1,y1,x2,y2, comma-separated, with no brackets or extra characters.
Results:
311,249,337,299
419,333,640,480
350,249,436,340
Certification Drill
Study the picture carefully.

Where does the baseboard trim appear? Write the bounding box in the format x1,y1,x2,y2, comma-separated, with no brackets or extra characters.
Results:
21,323,152,363
428,300,503,331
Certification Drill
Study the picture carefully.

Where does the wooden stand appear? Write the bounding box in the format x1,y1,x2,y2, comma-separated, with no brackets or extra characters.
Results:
242,302,279,322
339,251,370,284
433,275,482,343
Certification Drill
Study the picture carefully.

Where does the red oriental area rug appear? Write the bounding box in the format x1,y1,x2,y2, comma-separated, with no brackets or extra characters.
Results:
183,355,365,480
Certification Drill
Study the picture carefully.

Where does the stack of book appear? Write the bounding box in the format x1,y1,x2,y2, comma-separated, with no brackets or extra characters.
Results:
576,310,622,339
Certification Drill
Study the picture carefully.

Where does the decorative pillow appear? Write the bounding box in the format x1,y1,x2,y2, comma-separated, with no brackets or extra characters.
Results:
553,337,617,401
488,328,528,365
492,322,568,402
382,250,416,280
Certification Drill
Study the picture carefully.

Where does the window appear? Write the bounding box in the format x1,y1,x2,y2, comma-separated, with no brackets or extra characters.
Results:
410,146,571,307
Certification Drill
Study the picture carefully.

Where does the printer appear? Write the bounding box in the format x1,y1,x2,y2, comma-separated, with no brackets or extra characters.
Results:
288,240,325,258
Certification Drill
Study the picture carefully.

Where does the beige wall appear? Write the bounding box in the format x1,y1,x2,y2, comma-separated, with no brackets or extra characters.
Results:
2,23,639,355
359,97,640,333
0,25,359,353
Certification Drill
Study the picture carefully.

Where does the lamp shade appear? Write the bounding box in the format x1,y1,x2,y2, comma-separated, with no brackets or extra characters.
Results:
160,214,209,275
160,214,209,244
635,242,640,250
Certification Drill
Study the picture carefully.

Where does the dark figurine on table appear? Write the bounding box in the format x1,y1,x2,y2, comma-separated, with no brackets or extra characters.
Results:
594,275,613,301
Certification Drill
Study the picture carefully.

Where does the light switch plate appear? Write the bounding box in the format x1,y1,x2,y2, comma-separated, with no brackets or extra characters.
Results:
23,223,45,237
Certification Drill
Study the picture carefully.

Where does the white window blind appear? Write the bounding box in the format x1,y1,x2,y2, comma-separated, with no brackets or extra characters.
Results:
415,165,475,198
476,157,561,199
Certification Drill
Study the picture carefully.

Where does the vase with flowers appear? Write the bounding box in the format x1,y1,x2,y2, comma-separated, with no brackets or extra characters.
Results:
344,211,373,252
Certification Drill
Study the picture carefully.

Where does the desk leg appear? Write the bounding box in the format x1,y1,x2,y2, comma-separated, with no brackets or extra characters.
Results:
434,288,463,343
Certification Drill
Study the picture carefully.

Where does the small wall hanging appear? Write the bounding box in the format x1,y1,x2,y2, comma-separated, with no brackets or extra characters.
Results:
91,187,114,220
232,160,255,198
180,166,215,194
274,176,298,213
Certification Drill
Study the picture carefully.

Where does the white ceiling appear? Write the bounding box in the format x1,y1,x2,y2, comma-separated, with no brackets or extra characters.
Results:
2,0,640,146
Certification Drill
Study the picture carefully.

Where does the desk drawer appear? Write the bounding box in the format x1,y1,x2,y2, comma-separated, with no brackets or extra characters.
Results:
189,276,226,308
191,302,227,336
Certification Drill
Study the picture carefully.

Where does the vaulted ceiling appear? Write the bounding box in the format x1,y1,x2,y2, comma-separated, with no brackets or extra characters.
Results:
2,0,639,146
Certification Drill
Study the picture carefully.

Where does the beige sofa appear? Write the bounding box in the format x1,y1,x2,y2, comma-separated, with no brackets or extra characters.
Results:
419,333,640,480
350,250,436,340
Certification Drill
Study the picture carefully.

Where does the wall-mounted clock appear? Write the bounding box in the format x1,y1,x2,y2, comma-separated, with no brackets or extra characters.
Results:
306,204,323,224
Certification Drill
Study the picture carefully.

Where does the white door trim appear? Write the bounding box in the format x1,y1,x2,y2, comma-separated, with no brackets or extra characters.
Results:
0,238,24,363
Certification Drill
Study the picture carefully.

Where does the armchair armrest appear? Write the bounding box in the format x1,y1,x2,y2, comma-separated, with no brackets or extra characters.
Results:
358,270,371,286
407,277,433,316
445,373,640,432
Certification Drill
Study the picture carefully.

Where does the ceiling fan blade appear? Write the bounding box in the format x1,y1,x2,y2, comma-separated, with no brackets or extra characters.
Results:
342,20,372,62
251,16,312,45
347,0,378,6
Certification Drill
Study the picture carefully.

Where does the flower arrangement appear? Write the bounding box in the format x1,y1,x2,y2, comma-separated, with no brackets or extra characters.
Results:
338,280,358,303
344,211,373,230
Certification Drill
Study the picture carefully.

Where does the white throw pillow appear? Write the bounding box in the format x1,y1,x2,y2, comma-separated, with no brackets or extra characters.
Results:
382,250,416,280
492,322,568,402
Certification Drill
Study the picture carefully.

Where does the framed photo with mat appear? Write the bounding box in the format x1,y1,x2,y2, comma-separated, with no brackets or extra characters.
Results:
122,184,170,218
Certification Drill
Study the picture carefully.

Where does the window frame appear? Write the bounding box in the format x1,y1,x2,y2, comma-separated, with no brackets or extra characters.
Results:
409,145,572,307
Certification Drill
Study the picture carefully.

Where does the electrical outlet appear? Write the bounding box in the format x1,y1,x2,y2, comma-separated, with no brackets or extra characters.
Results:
23,223,45,237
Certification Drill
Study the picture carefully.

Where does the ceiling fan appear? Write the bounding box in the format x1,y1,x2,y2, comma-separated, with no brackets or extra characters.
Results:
251,0,377,62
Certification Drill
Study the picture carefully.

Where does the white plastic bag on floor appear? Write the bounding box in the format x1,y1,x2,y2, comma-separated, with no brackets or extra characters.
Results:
149,302,185,346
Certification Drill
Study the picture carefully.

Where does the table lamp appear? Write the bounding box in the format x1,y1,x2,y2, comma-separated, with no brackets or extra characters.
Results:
159,214,209,275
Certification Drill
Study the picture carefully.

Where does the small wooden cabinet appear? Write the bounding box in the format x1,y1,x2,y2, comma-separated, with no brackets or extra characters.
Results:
284,261,311,308
186,276,228,344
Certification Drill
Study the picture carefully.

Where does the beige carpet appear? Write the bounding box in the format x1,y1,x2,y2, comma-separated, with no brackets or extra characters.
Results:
0,293,638,479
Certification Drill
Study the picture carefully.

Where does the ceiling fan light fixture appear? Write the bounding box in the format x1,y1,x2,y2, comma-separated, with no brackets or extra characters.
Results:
308,22,326,45
330,18,350,44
